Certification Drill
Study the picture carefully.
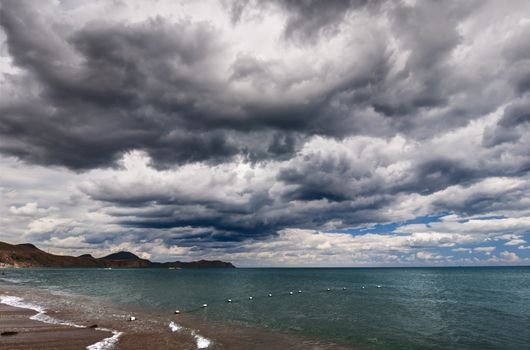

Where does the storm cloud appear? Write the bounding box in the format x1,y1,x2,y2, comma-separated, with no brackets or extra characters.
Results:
0,0,529,265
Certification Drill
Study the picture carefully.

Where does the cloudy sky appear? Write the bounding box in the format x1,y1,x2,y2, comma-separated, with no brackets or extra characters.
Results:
0,0,529,266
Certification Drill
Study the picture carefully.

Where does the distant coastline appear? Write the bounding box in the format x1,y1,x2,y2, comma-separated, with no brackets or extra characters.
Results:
0,241,235,269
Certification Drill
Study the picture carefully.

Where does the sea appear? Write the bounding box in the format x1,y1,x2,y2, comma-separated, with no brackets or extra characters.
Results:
1,267,529,350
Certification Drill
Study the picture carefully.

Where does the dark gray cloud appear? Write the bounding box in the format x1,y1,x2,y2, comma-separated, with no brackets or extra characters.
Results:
1,0,513,170
0,0,382,168
1,0,530,261
0,2,243,168
280,0,372,43
482,97,530,147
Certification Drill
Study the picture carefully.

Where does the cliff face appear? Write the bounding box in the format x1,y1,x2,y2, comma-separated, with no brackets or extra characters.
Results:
0,241,235,268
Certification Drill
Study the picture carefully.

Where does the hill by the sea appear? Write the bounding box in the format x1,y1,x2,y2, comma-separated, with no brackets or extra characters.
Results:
0,241,235,268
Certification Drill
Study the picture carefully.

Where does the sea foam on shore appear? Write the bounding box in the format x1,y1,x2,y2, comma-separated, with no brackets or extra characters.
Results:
87,328,123,350
169,321,213,349
0,295,122,350
192,330,213,349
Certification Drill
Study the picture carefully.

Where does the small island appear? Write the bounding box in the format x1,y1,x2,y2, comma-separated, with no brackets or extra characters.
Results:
0,241,235,269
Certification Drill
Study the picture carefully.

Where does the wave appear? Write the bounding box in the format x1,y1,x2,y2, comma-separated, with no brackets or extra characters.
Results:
192,331,213,349
1,277,25,284
169,321,213,349
87,328,123,350
169,321,183,332
0,295,122,350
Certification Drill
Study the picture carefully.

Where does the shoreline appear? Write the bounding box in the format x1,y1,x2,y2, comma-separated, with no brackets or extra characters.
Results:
0,283,207,350
0,300,115,350
0,282,357,350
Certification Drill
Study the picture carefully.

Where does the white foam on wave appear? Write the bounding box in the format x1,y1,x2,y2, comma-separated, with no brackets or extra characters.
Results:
191,330,212,349
169,321,183,332
0,295,122,350
169,321,212,349
32,310,84,327
0,277,23,284
87,328,123,350
1,295,46,317
1,295,83,328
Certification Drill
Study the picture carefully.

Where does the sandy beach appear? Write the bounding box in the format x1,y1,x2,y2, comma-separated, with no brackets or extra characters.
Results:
0,303,111,350
0,286,206,350
0,283,353,350
0,300,202,350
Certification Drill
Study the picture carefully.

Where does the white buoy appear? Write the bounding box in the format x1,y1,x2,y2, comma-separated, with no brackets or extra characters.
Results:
361,286,365,289
343,287,347,290
289,291,293,295
227,299,232,303
268,293,272,297
376,285,382,288
327,288,331,291
129,316,136,321
298,290,302,293
249,296,253,300
202,304,208,308
175,310,180,314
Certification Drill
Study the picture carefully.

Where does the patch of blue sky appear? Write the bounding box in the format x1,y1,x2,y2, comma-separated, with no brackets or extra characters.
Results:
326,213,529,264
437,234,529,260
326,213,448,236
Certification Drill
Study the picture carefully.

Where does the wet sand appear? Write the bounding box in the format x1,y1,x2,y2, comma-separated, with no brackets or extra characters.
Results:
0,283,357,350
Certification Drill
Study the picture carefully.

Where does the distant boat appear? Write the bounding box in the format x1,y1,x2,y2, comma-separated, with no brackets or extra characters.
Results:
168,267,181,269
103,267,112,270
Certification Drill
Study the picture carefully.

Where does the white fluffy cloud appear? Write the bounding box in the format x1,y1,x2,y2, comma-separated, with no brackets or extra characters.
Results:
9,202,57,217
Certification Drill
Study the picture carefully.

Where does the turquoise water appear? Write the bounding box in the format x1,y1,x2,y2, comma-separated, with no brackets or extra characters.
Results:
2,267,529,349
